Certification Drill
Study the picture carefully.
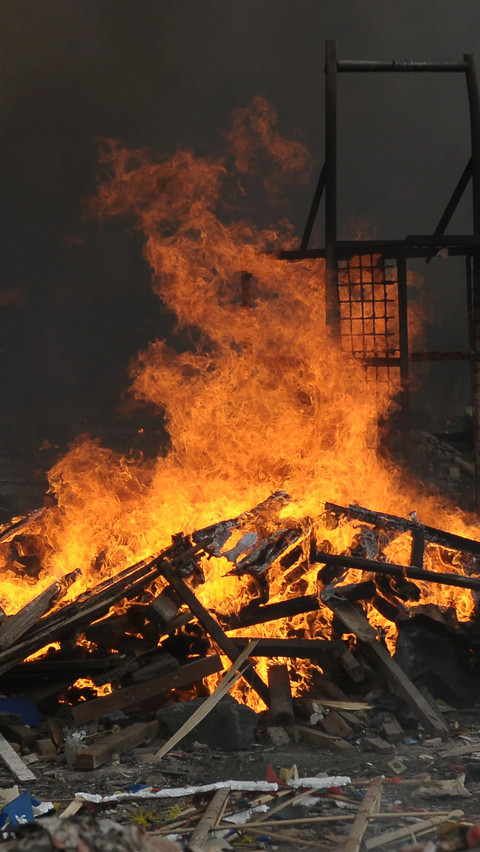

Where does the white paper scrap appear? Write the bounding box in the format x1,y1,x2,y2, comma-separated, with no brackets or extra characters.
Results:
76,781,279,804
288,776,351,790
223,805,269,825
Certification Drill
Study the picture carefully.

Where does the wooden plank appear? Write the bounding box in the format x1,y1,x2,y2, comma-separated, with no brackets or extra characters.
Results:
0,568,81,651
131,652,179,682
253,788,318,825
160,560,270,708
365,809,464,850
0,725,37,749
222,594,320,629
302,698,372,712
0,732,36,783
146,588,182,628
325,501,480,558
71,654,223,724
293,724,353,752
363,737,393,754
59,798,84,819
336,643,364,682
0,507,45,545
190,787,230,851
269,664,294,726
232,637,338,659
344,776,383,852
380,713,404,744
76,720,158,770
323,598,449,739
321,710,353,738
0,558,163,675
155,640,259,760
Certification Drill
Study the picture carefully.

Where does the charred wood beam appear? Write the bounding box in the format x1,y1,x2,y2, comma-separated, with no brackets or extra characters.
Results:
0,568,81,651
71,654,223,725
221,593,320,629
1,656,126,678
321,594,449,739
268,664,294,725
426,158,472,264
0,507,46,545
300,162,326,251
0,539,204,676
231,637,339,659
325,502,480,559
160,559,271,708
337,60,469,73
410,529,425,569
314,549,480,592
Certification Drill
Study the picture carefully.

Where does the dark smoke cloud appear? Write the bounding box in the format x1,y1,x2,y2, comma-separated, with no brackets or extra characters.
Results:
0,0,479,449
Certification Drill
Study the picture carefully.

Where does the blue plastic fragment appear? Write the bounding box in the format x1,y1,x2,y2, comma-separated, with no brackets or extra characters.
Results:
0,792,40,829
127,784,150,793
404,737,419,745
0,698,40,727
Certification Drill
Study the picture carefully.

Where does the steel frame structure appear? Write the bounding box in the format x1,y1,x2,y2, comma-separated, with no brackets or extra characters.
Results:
279,41,480,512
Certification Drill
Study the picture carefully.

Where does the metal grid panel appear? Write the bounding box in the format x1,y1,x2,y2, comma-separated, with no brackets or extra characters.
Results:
338,253,400,387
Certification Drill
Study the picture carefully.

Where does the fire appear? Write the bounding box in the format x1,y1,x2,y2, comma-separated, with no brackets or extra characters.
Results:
0,97,479,707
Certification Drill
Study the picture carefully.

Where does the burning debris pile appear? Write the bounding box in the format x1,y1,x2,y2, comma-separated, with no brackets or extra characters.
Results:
3,486,480,777
2,98,480,847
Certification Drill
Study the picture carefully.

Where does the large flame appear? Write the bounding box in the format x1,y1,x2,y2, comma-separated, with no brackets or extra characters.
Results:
0,98,478,705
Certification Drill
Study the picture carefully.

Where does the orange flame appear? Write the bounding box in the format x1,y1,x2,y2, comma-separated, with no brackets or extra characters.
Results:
0,99,478,706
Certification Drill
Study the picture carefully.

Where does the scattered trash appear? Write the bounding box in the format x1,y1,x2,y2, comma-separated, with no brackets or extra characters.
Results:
412,775,472,799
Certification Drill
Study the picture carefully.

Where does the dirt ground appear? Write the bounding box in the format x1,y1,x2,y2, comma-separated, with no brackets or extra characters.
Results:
2,707,478,850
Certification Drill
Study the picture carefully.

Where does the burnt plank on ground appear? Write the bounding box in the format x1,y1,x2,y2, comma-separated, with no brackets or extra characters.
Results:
71,655,223,724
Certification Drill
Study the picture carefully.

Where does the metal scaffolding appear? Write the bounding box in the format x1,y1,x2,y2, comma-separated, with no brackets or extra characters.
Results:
280,42,480,512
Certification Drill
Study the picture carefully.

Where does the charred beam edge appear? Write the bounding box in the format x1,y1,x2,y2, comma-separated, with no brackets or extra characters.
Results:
0,507,46,545
322,596,448,739
410,529,425,569
314,549,480,593
71,654,224,725
426,159,473,264
268,664,294,726
396,245,411,462
75,720,158,770
0,538,206,677
325,40,340,332
464,52,480,515
276,241,480,261
300,162,326,251
221,593,320,629
231,637,338,658
336,61,469,73
325,501,480,559
159,558,271,708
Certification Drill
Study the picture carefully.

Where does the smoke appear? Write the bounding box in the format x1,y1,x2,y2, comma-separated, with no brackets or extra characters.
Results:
0,0,479,453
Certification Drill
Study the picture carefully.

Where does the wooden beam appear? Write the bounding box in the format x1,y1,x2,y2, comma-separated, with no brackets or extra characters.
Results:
0,568,81,651
76,720,158,770
155,640,259,760
160,560,270,708
268,665,294,726
365,809,464,850
0,732,36,783
292,724,353,752
224,594,320,629
131,652,179,683
189,788,230,851
232,637,337,659
71,654,223,724
344,776,383,852
323,598,449,739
